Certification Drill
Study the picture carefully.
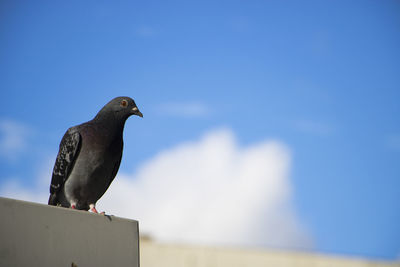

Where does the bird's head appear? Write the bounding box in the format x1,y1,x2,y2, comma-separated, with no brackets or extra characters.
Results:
96,96,143,122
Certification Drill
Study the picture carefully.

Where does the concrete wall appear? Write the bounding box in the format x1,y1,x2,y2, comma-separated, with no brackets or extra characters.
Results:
0,197,139,267
1,197,398,267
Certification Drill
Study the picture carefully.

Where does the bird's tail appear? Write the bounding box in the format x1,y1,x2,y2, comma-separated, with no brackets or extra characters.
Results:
48,194,58,206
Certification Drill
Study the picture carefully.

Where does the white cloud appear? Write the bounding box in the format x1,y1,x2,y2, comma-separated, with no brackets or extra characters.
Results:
157,102,211,118
0,157,53,204
0,179,48,204
0,119,32,161
99,128,312,249
0,127,312,250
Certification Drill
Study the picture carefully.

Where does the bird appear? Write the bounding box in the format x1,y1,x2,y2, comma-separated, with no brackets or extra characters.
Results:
48,96,143,213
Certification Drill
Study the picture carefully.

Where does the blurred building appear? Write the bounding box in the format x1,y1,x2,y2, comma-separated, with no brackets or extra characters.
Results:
140,237,399,267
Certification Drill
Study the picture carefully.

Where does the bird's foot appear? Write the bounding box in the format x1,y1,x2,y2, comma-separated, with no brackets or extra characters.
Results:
91,208,106,215
89,204,105,215
90,206,98,213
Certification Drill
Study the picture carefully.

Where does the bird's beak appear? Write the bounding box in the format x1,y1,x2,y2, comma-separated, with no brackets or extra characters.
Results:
131,107,143,118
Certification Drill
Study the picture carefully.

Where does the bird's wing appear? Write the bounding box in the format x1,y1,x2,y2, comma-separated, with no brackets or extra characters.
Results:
49,128,81,196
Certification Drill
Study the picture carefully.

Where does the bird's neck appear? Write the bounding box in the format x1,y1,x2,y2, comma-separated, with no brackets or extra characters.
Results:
92,112,127,139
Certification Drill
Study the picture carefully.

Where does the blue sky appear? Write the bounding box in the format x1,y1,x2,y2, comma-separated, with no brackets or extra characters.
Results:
1,0,399,260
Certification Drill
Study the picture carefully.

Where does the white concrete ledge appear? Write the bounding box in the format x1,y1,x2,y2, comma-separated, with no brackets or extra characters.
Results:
0,197,139,267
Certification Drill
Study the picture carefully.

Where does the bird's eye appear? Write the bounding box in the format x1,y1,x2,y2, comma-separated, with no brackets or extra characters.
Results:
120,100,128,107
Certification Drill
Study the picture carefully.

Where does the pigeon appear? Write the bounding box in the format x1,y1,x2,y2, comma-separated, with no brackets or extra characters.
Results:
48,96,143,213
